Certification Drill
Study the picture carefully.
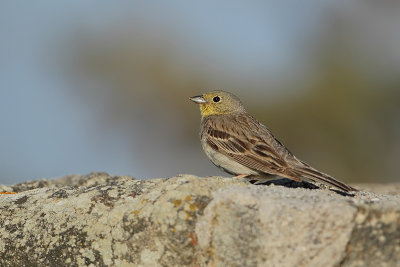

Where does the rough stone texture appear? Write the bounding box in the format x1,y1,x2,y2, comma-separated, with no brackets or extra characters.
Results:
0,173,399,267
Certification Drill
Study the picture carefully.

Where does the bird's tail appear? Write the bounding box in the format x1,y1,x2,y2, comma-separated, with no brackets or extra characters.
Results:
285,164,357,193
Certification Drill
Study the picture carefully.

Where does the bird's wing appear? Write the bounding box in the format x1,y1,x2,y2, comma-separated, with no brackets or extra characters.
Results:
203,114,290,176
203,114,357,192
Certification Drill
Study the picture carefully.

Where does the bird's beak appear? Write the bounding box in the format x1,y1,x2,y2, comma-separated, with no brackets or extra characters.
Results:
189,95,207,104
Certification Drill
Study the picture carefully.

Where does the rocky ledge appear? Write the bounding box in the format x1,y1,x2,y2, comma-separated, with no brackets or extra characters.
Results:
0,173,399,267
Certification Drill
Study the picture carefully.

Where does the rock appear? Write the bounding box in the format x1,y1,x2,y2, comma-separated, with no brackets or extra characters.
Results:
0,173,399,267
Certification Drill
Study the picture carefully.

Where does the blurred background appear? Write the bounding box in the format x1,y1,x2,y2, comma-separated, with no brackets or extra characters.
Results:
1,1,399,185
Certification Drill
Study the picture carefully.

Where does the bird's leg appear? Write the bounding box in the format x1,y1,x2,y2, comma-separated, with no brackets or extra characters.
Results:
234,174,249,178
0,192,17,194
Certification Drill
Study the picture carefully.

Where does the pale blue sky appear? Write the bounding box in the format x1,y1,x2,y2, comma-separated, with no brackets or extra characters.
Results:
1,1,398,184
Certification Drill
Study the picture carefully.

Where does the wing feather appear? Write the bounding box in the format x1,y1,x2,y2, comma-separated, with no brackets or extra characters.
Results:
204,115,288,175
201,113,357,192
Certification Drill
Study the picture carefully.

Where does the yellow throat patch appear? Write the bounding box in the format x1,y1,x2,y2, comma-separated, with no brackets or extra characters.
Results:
199,103,223,117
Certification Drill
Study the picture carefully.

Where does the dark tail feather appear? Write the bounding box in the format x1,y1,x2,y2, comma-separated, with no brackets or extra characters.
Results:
286,166,357,192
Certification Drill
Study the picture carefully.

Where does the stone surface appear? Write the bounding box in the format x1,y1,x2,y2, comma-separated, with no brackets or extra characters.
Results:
0,173,399,267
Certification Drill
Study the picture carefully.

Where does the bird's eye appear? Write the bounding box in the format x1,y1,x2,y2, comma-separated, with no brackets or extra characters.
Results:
213,96,221,103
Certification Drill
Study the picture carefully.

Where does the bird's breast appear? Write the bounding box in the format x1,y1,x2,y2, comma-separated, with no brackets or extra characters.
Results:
202,140,258,176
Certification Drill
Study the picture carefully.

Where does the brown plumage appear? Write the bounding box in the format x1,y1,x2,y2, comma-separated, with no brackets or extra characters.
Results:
190,90,357,192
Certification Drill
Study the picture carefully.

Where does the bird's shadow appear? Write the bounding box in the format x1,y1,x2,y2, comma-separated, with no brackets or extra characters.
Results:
249,178,355,197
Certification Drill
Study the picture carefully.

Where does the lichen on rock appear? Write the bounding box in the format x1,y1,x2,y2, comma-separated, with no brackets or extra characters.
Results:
0,172,399,267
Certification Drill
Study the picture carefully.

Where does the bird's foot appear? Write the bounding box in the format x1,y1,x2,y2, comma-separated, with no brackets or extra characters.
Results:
234,174,249,178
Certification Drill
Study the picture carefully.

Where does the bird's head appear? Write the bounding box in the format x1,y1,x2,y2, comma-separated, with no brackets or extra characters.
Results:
190,90,245,117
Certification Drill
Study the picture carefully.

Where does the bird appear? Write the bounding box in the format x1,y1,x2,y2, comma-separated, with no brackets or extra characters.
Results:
190,90,357,192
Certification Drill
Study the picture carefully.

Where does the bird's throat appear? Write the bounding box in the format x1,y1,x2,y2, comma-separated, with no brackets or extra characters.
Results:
200,104,222,117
